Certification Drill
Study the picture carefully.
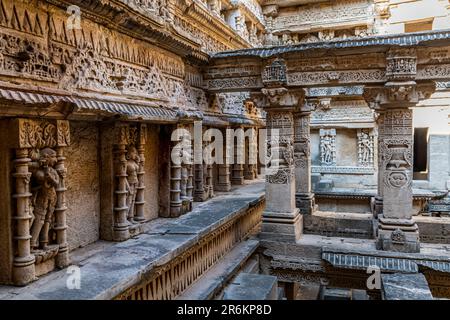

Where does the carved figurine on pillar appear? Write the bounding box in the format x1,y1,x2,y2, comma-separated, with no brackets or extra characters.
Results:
29,148,59,250
363,48,435,253
125,146,140,223
11,119,70,286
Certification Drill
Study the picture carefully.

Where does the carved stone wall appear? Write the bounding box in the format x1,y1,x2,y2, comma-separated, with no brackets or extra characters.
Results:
65,122,100,250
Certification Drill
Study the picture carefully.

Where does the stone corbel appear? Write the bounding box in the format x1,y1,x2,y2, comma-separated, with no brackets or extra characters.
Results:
260,87,305,110
262,5,278,18
364,81,436,109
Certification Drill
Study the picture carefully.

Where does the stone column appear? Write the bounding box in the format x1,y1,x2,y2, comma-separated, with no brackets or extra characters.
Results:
231,128,245,185
194,163,205,202
134,124,147,222
244,128,258,180
170,139,182,217
187,164,194,210
363,48,435,253
12,148,35,285
374,111,385,217
113,125,130,241
256,58,304,242
261,107,302,242
54,144,69,268
216,128,232,192
293,102,315,215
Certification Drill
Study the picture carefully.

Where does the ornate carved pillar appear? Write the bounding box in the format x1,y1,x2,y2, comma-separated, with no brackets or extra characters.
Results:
194,163,205,202
364,48,435,253
11,119,71,285
293,101,315,215
12,147,35,285
231,126,245,185
134,124,147,222
244,128,258,180
170,125,182,217
54,121,71,268
113,125,131,241
216,127,232,192
256,58,304,242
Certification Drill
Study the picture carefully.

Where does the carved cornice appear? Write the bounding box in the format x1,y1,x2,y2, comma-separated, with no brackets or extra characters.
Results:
46,0,204,60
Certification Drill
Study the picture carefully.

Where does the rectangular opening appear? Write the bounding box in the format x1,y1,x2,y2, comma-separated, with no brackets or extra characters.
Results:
413,127,429,180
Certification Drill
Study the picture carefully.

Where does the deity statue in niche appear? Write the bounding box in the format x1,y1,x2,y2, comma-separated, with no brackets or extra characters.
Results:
321,136,333,165
29,148,60,250
126,146,140,222
360,131,372,164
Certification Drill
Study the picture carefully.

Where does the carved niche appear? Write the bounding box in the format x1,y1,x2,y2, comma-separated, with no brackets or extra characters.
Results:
11,119,70,285
319,129,337,166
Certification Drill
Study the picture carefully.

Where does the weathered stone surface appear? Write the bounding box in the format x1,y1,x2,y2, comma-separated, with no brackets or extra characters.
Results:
176,240,259,300
223,273,278,300
0,183,264,299
381,273,433,300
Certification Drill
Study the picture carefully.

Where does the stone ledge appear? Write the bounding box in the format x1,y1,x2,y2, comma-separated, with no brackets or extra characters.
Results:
0,182,265,300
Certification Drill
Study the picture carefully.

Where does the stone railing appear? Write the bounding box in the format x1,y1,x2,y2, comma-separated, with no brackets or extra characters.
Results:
114,199,264,300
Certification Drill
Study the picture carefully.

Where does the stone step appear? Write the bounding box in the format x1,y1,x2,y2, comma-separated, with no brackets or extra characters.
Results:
222,273,278,300
176,239,259,300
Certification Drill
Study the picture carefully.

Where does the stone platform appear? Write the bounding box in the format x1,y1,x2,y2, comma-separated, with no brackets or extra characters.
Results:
262,234,450,299
0,181,265,300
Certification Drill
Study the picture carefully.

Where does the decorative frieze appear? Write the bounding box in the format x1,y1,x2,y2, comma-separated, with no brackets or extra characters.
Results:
287,70,387,86
272,0,373,33
312,166,375,175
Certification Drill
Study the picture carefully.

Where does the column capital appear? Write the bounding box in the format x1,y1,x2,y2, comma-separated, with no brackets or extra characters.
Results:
363,81,435,110
250,87,305,111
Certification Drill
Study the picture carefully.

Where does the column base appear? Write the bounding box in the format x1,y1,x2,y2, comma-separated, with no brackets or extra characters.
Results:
231,177,245,185
215,183,231,192
113,225,130,242
12,255,36,286
56,246,70,269
194,192,207,202
260,209,303,243
170,204,182,218
296,193,315,215
376,215,420,253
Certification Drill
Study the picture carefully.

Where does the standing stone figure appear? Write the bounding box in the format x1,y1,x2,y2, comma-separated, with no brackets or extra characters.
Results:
29,148,60,250
321,136,333,165
126,146,140,223
360,132,372,165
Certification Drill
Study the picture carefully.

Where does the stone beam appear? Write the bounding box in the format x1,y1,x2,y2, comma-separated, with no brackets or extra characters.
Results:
205,30,450,93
